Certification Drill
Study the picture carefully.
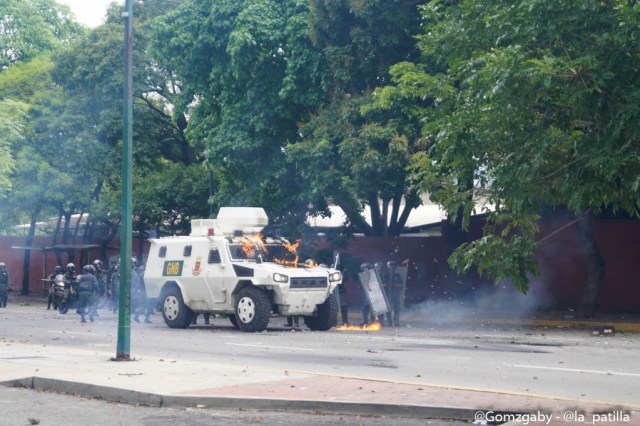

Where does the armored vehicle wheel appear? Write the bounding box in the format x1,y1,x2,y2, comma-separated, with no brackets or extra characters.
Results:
304,292,338,331
228,314,240,329
235,287,270,332
161,286,193,329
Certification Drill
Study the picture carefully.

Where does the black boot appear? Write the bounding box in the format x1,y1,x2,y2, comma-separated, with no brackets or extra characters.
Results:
341,307,349,325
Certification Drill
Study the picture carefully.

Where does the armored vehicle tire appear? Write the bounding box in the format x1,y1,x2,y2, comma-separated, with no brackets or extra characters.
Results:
161,286,194,329
228,314,240,329
235,287,271,332
304,292,338,331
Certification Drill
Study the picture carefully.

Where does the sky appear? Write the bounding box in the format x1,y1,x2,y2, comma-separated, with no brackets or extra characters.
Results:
56,0,121,28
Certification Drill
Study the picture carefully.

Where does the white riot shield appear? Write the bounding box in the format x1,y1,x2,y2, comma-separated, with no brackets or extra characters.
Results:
358,268,390,316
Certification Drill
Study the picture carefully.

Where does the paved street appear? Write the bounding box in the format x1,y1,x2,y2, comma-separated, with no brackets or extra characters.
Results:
0,297,639,425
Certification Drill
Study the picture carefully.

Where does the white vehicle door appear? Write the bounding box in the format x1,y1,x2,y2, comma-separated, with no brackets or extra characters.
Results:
204,247,226,303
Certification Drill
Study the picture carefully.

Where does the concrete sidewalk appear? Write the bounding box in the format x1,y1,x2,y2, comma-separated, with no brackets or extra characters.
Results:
2,294,639,424
2,340,638,424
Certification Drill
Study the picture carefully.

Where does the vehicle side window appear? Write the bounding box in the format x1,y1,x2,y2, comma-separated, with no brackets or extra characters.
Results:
208,249,221,264
183,245,192,256
158,246,167,258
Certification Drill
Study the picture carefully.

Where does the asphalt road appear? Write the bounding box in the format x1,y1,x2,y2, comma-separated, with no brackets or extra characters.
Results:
1,299,639,420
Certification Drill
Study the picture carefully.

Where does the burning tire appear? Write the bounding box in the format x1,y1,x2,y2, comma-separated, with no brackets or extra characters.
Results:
161,286,193,329
304,292,338,331
235,287,270,332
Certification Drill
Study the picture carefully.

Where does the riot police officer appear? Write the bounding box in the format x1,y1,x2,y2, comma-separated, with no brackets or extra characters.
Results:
132,259,152,323
90,259,106,316
47,265,63,310
108,261,119,313
386,261,403,326
77,265,98,323
62,263,77,313
0,262,9,308
337,281,349,325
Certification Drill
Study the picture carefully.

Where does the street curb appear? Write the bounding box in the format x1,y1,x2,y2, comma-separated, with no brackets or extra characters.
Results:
473,318,640,333
1,376,509,421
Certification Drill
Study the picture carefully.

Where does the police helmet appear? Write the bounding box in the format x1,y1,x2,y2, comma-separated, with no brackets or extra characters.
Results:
131,257,138,268
0,262,5,270
54,265,63,273
82,265,93,274
360,262,373,271
92,259,103,271
66,263,75,272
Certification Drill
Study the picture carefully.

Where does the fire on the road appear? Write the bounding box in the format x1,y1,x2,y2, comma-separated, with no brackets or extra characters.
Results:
337,321,382,331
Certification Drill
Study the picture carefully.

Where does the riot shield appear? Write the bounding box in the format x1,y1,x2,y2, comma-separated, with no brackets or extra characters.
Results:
358,268,390,316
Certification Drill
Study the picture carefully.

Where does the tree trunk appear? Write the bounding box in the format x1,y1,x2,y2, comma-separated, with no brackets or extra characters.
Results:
62,208,75,263
576,212,606,318
53,208,63,266
21,208,40,295
367,192,384,235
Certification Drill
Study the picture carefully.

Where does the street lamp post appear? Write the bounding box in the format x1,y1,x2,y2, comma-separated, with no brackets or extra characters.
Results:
115,0,134,361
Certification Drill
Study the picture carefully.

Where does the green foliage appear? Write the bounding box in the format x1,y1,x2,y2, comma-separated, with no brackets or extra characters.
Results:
1,0,206,237
388,0,640,290
308,0,423,92
150,0,330,215
0,0,83,69
0,99,27,195
286,0,425,236
133,162,211,235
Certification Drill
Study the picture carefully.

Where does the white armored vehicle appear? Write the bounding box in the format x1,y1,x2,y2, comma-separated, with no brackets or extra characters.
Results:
143,207,341,332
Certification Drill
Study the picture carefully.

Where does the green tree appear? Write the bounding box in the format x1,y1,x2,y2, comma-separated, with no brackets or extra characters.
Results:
287,0,424,236
0,99,27,195
0,0,83,69
288,94,422,236
150,0,330,223
51,0,208,237
387,0,640,316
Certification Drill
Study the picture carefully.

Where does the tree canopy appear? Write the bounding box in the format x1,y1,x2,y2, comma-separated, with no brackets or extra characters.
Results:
379,0,640,302
0,0,83,69
2,0,638,310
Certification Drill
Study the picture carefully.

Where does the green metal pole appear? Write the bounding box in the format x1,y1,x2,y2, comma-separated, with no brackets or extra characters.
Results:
115,0,133,361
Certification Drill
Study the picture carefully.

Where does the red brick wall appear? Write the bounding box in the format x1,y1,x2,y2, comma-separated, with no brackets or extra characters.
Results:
2,218,638,312
0,236,149,295
340,219,640,313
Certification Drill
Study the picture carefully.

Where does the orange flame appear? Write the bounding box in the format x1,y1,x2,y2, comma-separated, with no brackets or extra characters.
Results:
241,233,268,258
240,234,304,267
274,238,301,267
337,320,382,331
274,257,299,267
283,239,301,254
